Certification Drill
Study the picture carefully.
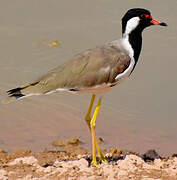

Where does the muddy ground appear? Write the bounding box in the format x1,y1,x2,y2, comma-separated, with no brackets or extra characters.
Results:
0,140,177,180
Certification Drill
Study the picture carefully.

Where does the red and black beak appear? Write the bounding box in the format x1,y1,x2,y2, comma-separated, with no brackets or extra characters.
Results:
150,18,167,26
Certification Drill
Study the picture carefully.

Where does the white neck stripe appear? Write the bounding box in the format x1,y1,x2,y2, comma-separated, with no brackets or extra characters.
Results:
124,17,140,35
120,34,134,59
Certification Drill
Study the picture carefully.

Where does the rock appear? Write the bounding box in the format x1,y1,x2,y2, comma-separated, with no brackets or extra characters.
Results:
164,157,177,176
23,174,33,179
43,166,53,173
53,160,61,167
0,169,7,176
1,148,177,179
118,154,144,168
0,175,8,180
101,164,117,180
76,158,89,168
142,149,161,161
62,158,89,169
8,156,38,166
172,153,177,158
0,169,8,180
154,158,164,169
117,169,128,178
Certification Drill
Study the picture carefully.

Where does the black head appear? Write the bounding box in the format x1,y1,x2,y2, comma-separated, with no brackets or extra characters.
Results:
122,8,167,34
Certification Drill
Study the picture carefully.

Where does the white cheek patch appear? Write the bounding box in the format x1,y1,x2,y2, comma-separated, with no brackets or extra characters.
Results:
125,17,140,34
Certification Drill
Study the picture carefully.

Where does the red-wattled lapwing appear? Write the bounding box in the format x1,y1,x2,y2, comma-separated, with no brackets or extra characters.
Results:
4,8,167,166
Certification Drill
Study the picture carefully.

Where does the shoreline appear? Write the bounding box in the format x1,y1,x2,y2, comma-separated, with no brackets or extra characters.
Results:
0,143,177,179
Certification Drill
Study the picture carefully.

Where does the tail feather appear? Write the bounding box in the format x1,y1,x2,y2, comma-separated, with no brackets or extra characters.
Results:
1,87,27,104
7,87,26,99
2,80,46,104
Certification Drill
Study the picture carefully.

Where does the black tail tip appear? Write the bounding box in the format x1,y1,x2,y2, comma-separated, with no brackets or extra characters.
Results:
7,87,25,99
7,87,22,94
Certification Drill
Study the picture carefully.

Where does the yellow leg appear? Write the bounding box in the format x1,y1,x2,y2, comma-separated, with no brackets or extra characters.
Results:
85,94,96,129
90,98,103,166
85,95,106,165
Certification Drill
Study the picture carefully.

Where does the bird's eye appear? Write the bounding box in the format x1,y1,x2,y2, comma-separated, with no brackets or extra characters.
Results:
140,14,152,20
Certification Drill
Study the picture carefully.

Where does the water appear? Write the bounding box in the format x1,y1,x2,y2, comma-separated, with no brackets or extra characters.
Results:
0,0,176,155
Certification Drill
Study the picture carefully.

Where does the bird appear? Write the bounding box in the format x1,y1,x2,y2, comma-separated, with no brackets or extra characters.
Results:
4,8,167,167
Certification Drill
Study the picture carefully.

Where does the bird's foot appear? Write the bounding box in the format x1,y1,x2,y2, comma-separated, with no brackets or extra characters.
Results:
98,155,107,163
91,159,99,167
98,152,107,163
91,156,107,167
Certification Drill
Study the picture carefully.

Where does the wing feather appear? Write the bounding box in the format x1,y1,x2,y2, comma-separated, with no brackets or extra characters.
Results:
20,42,130,95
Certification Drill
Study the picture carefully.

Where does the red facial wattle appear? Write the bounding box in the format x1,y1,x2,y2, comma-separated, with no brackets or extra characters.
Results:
143,14,167,26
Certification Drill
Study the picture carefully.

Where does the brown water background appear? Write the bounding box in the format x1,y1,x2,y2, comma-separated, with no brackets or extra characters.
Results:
0,0,177,155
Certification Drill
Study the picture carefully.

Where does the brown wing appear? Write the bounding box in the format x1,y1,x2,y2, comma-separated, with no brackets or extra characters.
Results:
20,42,130,94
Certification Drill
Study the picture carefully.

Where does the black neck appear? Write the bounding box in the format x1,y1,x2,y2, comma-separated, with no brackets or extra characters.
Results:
128,28,142,66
